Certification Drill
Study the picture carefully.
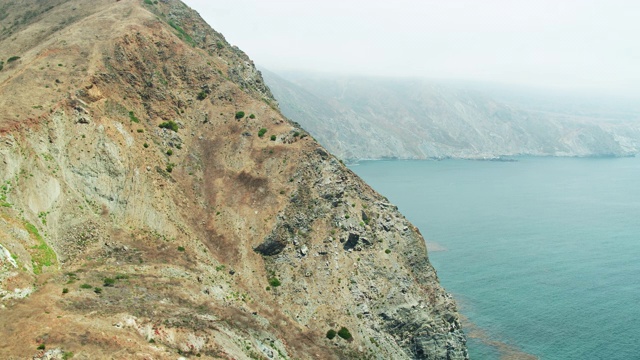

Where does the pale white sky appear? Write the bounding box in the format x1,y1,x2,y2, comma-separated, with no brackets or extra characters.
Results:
183,0,640,96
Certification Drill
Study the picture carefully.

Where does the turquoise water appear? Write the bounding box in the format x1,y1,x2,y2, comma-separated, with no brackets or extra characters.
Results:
350,157,640,360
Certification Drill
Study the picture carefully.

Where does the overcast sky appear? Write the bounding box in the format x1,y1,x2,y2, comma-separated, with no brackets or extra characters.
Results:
183,0,640,96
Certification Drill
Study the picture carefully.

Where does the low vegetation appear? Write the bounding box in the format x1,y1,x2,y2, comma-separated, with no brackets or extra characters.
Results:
1,182,11,207
235,111,245,119
159,120,178,132
167,20,195,46
128,111,140,123
25,222,56,274
258,128,267,137
337,327,353,340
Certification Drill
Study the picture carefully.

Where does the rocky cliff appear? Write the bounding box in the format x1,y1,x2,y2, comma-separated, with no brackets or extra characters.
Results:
0,1,467,359
263,70,640,161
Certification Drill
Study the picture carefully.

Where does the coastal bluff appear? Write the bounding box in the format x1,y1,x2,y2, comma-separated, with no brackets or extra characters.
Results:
0,0,467,358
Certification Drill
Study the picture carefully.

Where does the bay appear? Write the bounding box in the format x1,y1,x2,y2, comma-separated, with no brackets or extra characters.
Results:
350,157,640,360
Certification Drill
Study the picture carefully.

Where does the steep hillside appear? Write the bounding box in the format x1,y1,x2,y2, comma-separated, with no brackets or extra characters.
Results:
0,1,467,359
263,70,640,161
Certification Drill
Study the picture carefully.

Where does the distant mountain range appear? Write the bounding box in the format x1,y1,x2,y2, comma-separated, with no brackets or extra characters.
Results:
262,70,640,161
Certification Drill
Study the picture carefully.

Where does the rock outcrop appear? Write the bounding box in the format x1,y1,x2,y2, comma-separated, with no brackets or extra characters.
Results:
0,0,467,359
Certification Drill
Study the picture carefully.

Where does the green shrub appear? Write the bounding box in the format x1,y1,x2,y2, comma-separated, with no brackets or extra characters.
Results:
249,114,255,119
216,41,224,49
159,120,178,132
177,246,185,252
337,327,352,340
94,287,102,294
103,278,115,287
0,61,4,71
166,163,174,173
80,283,92,289
62,288,69,294
62,351,74,360
137,129,144,133
268,278,281,287
7,56,20,63
197,91,207,100
128,111,140,123
235,111,245,119
293,131,300,137
385,249,391,254
143,0,153,4
326,329,337,340
166,149,173,156
270,135,276,141
143,143,149,148
258,128,267,138
37,343,45,350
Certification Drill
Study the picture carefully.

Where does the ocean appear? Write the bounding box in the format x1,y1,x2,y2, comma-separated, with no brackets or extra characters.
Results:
350,157,640,360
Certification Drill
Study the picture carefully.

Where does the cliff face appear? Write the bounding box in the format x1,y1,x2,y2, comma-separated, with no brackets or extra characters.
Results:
0,1,467,359
262,70,640,161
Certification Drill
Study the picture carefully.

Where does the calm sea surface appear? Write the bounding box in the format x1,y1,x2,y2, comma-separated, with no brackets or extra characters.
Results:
350,157,640,360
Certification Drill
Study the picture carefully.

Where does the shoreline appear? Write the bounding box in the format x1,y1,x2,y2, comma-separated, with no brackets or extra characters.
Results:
458,313,539,360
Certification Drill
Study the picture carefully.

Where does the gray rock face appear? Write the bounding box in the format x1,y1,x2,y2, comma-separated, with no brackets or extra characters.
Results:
262,70,640,161
381,306,467,360
256,149,468,359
